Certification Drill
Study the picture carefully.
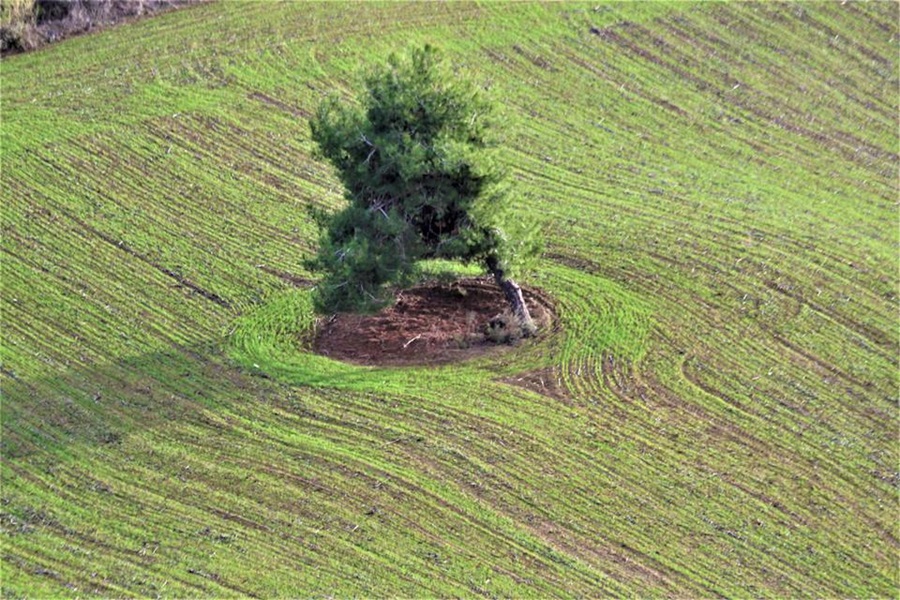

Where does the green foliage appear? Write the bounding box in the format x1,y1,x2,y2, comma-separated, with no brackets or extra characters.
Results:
1,1,897,598
308,44,538,313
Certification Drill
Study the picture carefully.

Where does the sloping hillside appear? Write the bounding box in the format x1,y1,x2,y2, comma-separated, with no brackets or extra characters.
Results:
2,2,897,596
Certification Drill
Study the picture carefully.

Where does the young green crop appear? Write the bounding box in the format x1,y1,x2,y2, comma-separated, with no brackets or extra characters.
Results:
2,1,896,597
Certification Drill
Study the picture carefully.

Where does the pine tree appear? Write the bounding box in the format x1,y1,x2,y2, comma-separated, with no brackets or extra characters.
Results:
308,44,539,335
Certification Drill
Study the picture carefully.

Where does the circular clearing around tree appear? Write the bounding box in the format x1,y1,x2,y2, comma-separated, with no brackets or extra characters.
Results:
311,277,554,367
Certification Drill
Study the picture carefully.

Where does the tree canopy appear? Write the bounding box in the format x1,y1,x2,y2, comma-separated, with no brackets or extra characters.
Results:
308,45,539,329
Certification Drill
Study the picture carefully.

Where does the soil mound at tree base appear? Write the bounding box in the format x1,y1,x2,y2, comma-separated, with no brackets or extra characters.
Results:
312,277,553,367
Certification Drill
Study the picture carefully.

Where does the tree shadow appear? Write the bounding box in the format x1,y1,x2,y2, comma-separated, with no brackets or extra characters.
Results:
1,339,263,461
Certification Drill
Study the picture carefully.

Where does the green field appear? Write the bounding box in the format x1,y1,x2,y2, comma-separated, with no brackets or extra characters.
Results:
2,1,897,597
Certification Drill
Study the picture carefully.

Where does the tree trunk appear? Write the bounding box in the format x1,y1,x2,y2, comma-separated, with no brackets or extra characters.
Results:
485,256,536,337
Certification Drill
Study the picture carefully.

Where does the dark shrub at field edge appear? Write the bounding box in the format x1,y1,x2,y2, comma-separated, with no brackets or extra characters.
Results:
1,0,199,55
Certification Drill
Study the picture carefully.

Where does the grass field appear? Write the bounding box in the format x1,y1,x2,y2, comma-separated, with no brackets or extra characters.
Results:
2,1,897,597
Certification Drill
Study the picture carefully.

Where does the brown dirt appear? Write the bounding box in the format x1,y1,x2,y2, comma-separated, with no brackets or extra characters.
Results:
312,277,554,367
502,367,571,403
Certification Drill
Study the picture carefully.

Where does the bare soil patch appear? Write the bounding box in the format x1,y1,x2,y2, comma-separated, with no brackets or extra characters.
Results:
502,366,570,403
312,277,554,367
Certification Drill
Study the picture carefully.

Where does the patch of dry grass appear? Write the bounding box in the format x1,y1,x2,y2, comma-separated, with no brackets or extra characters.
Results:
1,0,197,55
